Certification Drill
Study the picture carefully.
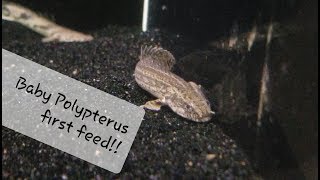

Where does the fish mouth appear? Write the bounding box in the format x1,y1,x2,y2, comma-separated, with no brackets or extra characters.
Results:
199,115,212,122
197,108,215,122
193,112,213,122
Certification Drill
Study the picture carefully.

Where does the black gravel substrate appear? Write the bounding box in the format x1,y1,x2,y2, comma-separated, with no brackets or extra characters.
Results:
2,21,257,179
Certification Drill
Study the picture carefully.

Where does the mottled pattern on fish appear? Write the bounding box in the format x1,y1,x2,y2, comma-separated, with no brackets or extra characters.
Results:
2,1,93,42
134,46,213,122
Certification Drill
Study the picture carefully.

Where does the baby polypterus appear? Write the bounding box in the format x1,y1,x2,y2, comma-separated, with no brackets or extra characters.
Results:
134,46,214,122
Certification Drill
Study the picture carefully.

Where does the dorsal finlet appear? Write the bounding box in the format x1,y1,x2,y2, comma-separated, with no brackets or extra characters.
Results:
139,46,176,71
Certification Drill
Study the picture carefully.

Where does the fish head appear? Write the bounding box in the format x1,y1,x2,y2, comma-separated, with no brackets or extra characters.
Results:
2,2,30,21
168,82,214,122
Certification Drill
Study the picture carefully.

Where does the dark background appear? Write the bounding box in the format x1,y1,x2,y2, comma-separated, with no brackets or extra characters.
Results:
9,0,302,40
3,0,318,179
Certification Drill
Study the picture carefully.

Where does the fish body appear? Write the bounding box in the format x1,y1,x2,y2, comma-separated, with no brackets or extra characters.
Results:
2,1,93,42
134,46,213,122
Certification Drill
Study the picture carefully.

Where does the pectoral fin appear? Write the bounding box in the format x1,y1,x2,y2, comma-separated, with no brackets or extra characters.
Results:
140,99,164,111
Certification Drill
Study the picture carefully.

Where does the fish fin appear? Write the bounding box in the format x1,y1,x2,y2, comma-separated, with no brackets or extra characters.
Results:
140,99,164,111
139,46,176,71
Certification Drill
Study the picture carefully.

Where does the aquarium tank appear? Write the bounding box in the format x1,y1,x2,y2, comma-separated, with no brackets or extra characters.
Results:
2,0,318,179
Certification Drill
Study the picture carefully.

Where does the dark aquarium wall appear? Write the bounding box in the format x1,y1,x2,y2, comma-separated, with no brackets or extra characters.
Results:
148,0,300,41
6,0,301,38
2,0,318,179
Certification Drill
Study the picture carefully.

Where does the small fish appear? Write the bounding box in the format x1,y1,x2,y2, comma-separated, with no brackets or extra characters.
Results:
2,1,93,42
134,46,214,122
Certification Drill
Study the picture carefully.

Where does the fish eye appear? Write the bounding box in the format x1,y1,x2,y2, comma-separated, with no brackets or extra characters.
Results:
185,104,192,110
